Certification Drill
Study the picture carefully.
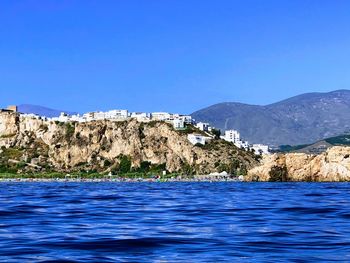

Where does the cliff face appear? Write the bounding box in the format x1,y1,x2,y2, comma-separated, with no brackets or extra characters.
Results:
246,146,350,182
0,112,257,174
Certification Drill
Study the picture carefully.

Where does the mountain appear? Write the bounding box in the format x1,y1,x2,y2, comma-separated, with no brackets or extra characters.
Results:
191,90,350,147
17,104,77,118
278,133,350,154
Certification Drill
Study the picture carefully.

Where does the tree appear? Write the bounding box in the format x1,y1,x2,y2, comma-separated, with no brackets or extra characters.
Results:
211,129,221,139
118,155,131,174
139,161,151,173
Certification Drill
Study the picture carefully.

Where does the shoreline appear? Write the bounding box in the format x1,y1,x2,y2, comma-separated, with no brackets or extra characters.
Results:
0,178,242,183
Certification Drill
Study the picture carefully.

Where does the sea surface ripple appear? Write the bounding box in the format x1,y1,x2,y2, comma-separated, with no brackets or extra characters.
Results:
1,182,350,262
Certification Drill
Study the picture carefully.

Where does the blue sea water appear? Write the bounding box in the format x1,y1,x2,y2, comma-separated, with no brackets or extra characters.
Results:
1,182,350,262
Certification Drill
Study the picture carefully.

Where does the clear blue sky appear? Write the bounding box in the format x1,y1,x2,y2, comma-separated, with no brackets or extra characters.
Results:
1,0,350,114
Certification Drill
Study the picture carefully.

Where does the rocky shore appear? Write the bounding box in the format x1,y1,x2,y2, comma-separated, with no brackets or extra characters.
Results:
0,175,242,183
246,146,350,182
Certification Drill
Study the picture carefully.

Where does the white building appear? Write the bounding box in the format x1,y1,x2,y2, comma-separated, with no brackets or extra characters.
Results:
187,134,211,145
20,113,41,120
95,111,107,120
56,112,70,122
130,112,151,122
252,144,270,155
223,130,241,144
196,122,210,132
151,112,171,121
82,112,94,121
69,114,85,122
82,111,105,121
180,115,193,124
221,129,251,150
235,140,249,150
105,110,128,120
172,119,185,129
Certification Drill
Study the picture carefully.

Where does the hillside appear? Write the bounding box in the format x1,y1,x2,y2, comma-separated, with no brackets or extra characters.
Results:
0,111,257,175
192,90,350,146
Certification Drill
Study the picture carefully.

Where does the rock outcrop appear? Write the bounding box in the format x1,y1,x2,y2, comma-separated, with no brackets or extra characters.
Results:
246,146,350,182
0,112,257,174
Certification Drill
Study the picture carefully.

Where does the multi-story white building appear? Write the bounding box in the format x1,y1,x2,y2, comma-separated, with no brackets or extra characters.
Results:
130,112,151,122
172,119,185,129
223,130,241,143
151,112,171,121
196,122,210,132
82,111,103,121
252,144,270,155
179,115,193,124
187,134,211,145
221,129,251,150
235,140,249,150
56,112,70,122
105,110,128,119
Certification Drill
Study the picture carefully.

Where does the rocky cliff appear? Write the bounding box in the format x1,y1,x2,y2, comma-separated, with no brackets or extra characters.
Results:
0,112,257,174
246,146,350,182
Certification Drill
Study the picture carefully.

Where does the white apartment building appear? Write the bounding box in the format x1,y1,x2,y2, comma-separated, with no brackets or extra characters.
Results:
69,114,85,122
20,113,41,120
130,112,151,122
105,110,128,119
82,111,105,121
187,134,211,145
172,119,185,129
235,140,249,150
221,129,251,150
252,144,270,155
180,115,193,124
151,112,171,121
223,130,241,143
196,122,210,132
54,112,70,122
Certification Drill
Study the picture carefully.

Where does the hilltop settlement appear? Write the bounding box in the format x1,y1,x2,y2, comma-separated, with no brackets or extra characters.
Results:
0,105,261,178
2,105,350,182
3,105,270,155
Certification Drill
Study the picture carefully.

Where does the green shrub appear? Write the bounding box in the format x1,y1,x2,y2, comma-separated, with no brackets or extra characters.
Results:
181,163,194,175
269,165,288,182
118,155,131,173
16,162,26,169
211,129,221,139
65,123,75,139
150,163,166,172
1,148,22,159
0,133,16,139
138,161,151,173
103,159,112,167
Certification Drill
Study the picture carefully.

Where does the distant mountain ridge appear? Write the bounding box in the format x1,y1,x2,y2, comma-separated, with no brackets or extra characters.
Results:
18,104,77,118
278,133,350,154
191,90,350,146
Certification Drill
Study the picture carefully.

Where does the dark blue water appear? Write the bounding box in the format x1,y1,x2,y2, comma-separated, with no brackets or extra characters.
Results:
1,183,350,262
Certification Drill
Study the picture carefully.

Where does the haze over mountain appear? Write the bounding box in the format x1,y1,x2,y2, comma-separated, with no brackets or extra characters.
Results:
192,90,350,147
17,104,77,118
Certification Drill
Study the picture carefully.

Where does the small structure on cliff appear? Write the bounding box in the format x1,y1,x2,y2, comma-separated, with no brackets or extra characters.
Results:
7,105,18,112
